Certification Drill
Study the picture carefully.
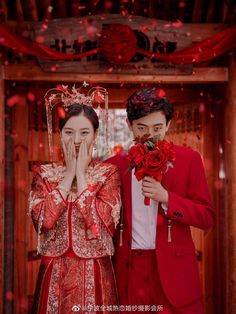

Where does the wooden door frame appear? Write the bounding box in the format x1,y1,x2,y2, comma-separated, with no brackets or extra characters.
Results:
0,54,235,314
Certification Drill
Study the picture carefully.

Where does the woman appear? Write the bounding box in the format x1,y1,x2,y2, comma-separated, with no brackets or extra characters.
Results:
29,100,121,313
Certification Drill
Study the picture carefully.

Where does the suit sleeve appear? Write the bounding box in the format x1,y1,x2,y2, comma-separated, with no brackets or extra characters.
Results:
166,152,215,229
28,168,67,233
74,166,121,240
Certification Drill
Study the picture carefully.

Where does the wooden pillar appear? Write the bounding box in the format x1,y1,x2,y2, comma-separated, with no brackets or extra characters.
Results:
224,52,236,314
13,95,29,313
0,62,5,314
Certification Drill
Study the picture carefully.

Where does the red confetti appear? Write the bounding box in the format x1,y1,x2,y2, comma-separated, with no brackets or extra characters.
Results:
171,20,183,28
139,25,150,34
105,1,113,10
7,95,21,107
156,89,166,98
199,103,205,112
6,291,14,301
27,92,36,102
226,139,231,144
19,296,29,311
179,1,186,8
121,10,129,16
17,180,27,190
57,107,66,119
35,36,45,44
105,280,111,287
214,180,224,190
40,24,48,31
151,20,158,28
203,158,212,171
92,0,101,6
55,286,60,297
113,145,124,154
11,131,18,139
90,224,99,235
50,65,57,72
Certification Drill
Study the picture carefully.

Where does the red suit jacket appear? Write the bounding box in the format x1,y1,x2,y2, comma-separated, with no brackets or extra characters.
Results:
107,145,215,308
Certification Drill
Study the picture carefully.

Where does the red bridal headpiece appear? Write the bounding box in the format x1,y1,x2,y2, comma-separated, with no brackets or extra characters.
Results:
44,82,108,161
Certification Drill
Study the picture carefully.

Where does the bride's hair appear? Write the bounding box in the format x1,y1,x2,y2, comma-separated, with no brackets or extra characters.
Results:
58,103,99,132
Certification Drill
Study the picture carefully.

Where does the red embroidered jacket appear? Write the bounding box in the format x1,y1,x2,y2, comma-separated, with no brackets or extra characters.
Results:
28,160,121,258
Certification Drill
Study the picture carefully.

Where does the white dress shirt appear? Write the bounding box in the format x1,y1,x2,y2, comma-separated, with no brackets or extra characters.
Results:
131,170,159,249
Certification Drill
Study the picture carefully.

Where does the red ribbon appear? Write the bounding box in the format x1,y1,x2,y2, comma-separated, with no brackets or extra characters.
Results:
0,23,236,64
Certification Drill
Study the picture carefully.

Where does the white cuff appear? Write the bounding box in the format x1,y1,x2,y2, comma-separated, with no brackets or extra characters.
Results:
161,202,168,214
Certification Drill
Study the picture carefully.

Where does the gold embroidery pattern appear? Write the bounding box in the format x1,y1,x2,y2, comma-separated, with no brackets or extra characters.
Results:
72,205,115,258
43,256,118,313
40,163,65,183
46,259,60,314
85,259,95,314
37,206,45,254
40,210,69,256
49,190,64,206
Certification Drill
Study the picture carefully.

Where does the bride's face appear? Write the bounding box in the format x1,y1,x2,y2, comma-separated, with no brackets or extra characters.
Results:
61,114,96,154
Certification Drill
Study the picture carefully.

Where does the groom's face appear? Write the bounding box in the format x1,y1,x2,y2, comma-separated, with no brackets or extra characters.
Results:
127,111,171,141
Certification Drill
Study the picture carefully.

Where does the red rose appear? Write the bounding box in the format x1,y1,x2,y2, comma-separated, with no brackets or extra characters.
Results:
154,140,175,163
128,143,148,167
145,150,168,180
134,167,146,181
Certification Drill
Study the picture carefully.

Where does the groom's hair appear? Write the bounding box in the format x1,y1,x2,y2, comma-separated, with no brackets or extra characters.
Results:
126,87,174,124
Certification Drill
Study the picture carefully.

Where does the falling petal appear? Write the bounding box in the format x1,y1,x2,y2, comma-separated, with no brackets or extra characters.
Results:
214,179,224,190
6,291,14,301
199,103,205,112
27,92,36,102
47,6,53,13
35,36,45,44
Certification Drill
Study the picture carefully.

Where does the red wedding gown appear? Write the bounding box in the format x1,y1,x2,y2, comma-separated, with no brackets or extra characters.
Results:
28,160,121,314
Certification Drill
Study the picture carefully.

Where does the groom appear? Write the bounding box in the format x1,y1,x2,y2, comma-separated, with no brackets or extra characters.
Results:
107,87,215,313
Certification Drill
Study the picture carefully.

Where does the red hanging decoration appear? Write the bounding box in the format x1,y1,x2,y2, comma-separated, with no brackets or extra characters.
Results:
0,23,236,64
98,24,137,64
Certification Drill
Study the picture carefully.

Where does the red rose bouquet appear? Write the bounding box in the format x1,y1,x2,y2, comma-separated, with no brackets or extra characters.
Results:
128,135,176,205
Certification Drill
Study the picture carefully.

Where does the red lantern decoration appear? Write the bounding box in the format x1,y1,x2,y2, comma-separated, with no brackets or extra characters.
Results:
98,24,137,64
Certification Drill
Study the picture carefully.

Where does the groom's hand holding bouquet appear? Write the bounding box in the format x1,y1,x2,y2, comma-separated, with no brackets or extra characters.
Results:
128,134,176,205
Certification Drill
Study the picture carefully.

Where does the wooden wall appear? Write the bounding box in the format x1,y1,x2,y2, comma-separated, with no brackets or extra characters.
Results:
0,62,5,314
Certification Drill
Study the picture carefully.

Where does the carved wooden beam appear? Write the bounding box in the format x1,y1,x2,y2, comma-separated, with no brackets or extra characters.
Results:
2,63,228,83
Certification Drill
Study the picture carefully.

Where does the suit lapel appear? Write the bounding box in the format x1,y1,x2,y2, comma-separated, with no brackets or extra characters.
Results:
122,156,132,235
161,150,177,190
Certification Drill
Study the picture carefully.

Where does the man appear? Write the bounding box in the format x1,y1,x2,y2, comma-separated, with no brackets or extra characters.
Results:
107,87,215,313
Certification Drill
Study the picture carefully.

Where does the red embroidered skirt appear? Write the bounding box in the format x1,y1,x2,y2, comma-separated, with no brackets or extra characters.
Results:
31,251,119,314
